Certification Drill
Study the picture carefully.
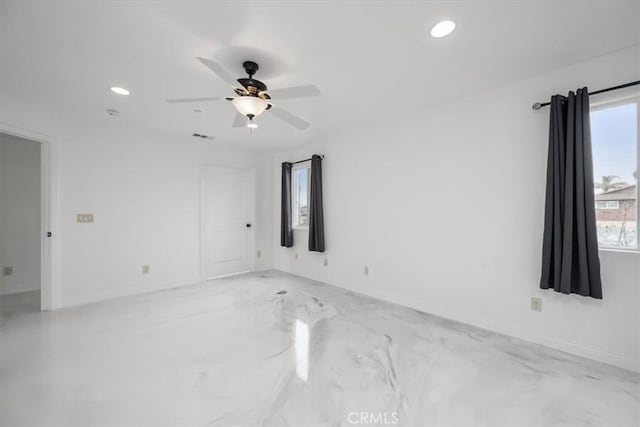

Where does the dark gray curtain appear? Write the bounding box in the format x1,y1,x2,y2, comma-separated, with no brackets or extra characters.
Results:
280,162,293,247
308,155,325,252
540,87,602,299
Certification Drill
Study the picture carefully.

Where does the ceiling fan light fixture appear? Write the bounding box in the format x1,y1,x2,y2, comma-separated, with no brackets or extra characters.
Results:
170,58,315,130
232,96,268,117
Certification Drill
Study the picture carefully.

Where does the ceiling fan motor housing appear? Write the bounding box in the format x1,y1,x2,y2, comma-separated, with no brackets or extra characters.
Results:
237,60,268,94
243,60,259,76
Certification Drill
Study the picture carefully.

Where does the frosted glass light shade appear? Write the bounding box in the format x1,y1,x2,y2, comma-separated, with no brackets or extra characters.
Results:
232,96,268,117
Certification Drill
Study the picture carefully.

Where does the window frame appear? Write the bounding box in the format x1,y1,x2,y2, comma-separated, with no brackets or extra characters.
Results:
590,95,640,253
291,161,311,230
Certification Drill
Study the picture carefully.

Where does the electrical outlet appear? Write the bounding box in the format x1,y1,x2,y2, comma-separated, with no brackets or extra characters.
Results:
364,266,369,275
76,213,94,223
2,266,13,276
257,250,262,258
531,297,542,312
324,258,328,267
142,265,150,275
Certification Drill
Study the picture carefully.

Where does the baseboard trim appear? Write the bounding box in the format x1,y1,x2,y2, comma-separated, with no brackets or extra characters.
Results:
280,270,639,373
202,270,252,281
59,277,203,309
415,299,640,373
54,269,255,310
0,283,40,296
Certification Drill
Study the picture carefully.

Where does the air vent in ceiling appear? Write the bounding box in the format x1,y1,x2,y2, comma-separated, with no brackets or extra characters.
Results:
192,133,214,140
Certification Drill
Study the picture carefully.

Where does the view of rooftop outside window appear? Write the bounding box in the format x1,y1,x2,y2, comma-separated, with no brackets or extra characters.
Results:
590,100,638,249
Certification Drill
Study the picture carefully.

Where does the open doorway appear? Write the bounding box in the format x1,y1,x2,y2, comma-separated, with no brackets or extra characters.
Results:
0,132,42,316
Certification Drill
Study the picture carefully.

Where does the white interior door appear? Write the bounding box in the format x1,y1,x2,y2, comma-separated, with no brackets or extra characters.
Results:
202,166,254,279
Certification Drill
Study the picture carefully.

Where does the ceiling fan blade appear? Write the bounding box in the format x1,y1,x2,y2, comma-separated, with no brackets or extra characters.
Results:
165,96,221,104
196,57,239,88
267,85,321,100
232,112,246,128
269,106,310,130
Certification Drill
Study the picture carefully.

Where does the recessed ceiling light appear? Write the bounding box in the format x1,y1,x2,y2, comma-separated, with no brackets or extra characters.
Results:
430,20,456,38
110,86,130,96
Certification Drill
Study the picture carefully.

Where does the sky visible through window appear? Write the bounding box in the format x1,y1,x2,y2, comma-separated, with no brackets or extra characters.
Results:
297,169,308,207
590,101,638,249
591,102,637,186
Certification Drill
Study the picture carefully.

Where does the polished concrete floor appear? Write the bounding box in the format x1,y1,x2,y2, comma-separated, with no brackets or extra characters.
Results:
0,272,638,426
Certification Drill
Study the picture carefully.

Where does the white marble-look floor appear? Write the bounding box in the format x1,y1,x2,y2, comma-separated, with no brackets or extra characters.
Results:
0,271,638,426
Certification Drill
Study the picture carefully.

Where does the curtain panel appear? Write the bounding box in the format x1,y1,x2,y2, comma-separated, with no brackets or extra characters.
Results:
540,88,602,299
308,154,325,252
280,162,294,247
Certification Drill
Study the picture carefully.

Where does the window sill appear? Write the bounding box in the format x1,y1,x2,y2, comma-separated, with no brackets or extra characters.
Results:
598,247,640,254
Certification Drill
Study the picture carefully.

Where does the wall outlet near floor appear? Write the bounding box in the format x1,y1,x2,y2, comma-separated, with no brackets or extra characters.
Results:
76,213,94,223
142,265,150,275
364,266,369,276
324,258,328,267
531,297,542,312
257,250,262,258
2,266,13,276
294,252,298,260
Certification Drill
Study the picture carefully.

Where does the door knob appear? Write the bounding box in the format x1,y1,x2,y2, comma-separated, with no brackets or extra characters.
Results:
246,223,252,228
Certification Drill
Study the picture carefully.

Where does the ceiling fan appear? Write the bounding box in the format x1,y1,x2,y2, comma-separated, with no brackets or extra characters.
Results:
166,58,320,130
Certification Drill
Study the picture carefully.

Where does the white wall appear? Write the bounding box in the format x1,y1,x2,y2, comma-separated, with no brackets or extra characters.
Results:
51,126,274,307
0,116,274,309
0,133,41,295
272,46,640,372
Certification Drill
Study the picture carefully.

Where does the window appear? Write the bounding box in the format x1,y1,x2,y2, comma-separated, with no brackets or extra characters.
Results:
292,162,310,229
590,98,639,249
595,201,619,210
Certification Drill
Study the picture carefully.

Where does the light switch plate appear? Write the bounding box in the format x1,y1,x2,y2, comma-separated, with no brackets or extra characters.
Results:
77,213,94,223
2,266,13,276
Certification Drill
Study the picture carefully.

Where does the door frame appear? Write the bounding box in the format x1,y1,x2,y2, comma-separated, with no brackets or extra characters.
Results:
199,163,257,281
0,122,59,310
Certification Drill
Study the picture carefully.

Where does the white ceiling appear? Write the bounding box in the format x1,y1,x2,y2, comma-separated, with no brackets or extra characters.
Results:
1,0,639,151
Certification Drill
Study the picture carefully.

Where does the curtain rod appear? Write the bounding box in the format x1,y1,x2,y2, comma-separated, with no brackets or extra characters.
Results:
532,80,640,110
291,155,324,165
